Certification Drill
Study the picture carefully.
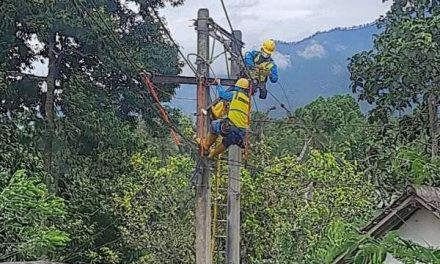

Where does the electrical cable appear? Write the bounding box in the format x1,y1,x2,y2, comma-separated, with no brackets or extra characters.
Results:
277,81,293,112
150,8,198,75
219,0,251,79
268,90,291,116
72,0,198,149
73,0,375,186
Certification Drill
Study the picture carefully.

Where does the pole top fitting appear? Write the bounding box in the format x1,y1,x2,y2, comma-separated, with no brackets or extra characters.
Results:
198,8,209,18
232,30,242,38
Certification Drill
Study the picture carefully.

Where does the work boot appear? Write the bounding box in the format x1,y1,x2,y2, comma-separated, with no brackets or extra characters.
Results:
197,133,219,154
259,85,267,99
203,132,218,150
208,144,227,159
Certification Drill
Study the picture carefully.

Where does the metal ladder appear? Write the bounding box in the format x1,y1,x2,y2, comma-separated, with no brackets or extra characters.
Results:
211,155,228,263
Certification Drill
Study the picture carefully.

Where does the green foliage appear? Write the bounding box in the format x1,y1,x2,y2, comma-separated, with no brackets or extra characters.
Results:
241,149,375,263
349,14,440,121
384,0,440,18
319,221,440,264
257,95,369,160
0,169,69,260
112,151,195,263
2,0,440,263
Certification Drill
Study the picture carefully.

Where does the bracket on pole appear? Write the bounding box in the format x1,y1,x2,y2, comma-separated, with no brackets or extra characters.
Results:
149,73,238,87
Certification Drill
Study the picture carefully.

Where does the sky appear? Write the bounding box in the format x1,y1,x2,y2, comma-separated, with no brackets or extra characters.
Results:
29,0,392,78
159,0,392,75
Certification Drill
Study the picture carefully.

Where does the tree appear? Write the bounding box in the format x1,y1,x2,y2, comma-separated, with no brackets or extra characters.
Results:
255,95,369,161
50,75,189,263
350,0,440,158
0,170,69,261
1,0,183,193
241,149,375,263
111,151,194,263
1,1,194,263
320,220,440,263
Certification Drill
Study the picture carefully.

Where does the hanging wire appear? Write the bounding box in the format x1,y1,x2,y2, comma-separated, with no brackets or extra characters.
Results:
150,8,198,74
278,81,293,112
73,0,198,149
219,0,251,79
73,0,346,185
268,90,291,116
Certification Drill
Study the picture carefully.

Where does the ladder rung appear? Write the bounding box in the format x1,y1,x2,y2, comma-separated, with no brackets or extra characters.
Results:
218,219,227,223
216,251,226,254
219,203,227,207
216,235,226,238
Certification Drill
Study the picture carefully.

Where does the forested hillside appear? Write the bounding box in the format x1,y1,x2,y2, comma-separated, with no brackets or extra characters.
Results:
1,0,440,263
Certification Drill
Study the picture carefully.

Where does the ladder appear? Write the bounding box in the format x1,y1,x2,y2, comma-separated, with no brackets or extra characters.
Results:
211,154,228,263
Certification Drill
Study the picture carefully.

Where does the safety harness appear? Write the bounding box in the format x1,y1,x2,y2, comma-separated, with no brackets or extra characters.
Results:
228,90,250,129
250,52,274,83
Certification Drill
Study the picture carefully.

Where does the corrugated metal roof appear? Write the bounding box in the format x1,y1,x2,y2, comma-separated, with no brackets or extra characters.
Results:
412,185,440,209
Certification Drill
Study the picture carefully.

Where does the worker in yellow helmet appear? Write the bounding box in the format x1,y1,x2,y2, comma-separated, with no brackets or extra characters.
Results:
244,39,279,99
198,78,251,159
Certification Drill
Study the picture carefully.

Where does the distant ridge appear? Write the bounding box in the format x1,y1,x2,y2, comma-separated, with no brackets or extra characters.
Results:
172,22,381,116
276,22,378,46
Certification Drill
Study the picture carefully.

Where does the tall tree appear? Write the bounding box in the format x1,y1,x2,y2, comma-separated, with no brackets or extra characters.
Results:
350,0,440,158
1,0,183,193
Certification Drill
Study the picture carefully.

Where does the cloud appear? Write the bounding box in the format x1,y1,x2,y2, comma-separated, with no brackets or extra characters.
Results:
297,42,326,59
330,64,345,75
272,52,291,69
335,44,347,52
228,0,260,8
161,1,391,49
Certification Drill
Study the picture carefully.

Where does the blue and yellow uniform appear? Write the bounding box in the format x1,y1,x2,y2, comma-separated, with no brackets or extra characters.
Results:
244,39,278,99
200,78,251,159
245,50,278,84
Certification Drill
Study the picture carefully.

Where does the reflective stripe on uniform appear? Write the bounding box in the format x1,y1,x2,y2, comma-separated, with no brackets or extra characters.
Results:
250,52,274,83
228,91,250,129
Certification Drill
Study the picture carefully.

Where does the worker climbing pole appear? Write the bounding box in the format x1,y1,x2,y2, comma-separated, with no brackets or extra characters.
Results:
74,2,287,263
146,8,257,264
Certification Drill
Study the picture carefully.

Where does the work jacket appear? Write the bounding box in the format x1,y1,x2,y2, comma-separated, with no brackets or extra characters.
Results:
217,85,251,129
245,50,279,83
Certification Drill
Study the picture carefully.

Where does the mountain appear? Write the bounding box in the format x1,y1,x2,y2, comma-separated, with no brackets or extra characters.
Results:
171,23,381,116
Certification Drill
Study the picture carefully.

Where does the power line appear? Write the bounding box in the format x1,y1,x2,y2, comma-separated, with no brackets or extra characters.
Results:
81,0,188,101
72,1,367,184
71,0,197,149
251,118,418,130
219,0,251,79
219,0,292,117
268,90,291,116
277,81,293,112
150,8,198,75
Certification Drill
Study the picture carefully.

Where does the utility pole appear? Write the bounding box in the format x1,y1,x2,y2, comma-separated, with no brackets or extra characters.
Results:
226,30,242,264
195,8,212,264
145,10,245,263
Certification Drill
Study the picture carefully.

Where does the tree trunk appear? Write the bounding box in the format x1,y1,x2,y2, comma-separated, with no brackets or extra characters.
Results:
297,136,312,162
44,33,57,193
427,92,438,159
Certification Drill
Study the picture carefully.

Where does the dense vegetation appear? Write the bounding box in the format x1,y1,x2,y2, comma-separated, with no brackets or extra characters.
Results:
1,0,440,263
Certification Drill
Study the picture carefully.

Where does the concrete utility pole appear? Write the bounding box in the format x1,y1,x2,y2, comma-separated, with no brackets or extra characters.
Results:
226,30,243,264
146,10,245,263
195,8,212,264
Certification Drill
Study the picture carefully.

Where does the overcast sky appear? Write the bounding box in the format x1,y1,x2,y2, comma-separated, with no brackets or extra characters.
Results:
30,0,392,77
160,0,392,73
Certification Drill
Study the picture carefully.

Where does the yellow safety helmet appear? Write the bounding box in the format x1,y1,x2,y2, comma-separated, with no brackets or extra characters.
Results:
235,78,250,89
261,39,276,55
